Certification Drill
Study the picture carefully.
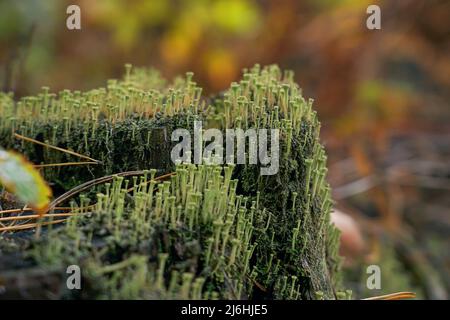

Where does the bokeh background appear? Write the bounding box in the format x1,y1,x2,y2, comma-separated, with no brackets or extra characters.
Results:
0,0,449,299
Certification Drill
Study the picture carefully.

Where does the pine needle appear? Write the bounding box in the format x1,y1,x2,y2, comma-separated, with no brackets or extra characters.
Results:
363,291,416,300
14,133,99,163
34,161,98,168
0,212,77,222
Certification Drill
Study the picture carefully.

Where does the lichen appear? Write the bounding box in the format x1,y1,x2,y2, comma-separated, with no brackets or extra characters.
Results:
0,64,342,299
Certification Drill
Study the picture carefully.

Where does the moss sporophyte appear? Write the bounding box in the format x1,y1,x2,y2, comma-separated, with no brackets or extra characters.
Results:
0,64,342,299
170,120,280,175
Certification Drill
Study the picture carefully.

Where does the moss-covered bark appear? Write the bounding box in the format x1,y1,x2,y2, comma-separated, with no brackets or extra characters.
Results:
0,64,343,299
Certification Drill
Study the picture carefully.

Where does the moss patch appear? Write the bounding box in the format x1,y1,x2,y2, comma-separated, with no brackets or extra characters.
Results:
0,64,343,299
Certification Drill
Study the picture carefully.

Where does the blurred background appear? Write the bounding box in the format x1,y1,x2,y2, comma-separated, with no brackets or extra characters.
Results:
0,0,448,299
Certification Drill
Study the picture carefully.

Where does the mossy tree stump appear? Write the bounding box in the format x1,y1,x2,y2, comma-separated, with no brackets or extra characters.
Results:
0,65,343,299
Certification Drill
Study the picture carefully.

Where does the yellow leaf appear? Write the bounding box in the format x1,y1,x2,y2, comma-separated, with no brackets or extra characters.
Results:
0,149,52,215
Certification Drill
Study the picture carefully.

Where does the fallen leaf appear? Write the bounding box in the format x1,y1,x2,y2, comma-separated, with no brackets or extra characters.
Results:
0,149,52,215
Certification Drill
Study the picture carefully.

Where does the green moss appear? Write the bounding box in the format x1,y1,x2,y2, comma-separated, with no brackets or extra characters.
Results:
0,64,342,299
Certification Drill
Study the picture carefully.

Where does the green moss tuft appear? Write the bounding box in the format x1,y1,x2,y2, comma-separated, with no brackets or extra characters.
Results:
0,64,342,299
